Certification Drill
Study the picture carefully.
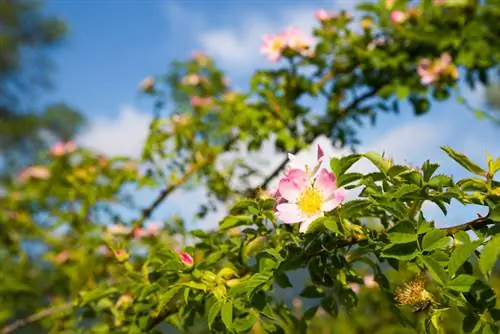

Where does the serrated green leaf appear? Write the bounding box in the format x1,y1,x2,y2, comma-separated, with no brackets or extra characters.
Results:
441,146,486,176
392,184,421,199
387,232,418,244
382,242,419,260
428,174,453,188
421,255,448,285
446,275,476,292
422,230,449,252
233,314,257,333
219,215,253,230
388,165,409,177
182,281,207,291
221,301,233,330
479,235,500,277
490,204,500,222
448,241,480,277
208,301,222,329
363,152,392,174
330,154,362,177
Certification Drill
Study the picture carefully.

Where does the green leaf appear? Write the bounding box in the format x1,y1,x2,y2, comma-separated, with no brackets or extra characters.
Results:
233,314,257,333
428,174,454,188
79,287,118,305
446,275,476,292
208,301,222,329
448,241,480,277
323,217,339,234
441,146,486,176
181,282,207,291
421,256,448,285
387,232,418,244
422,230,450,252
330,154,362,177
219,215,253,230
490,204,500,222
479,235,500,277
454,231,471,244
221,301,233,330
274,272,292,288
392,184,421,199
363,152,392,174
382,242,419,260
300,285,324,298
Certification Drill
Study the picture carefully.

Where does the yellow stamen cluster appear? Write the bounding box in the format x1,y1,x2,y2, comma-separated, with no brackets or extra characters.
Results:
394,277,434,309
297,187,323,214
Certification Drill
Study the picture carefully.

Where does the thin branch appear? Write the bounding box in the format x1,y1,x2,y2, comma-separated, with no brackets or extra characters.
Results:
139,137,239,222
337,215,495,248
2,302,73,334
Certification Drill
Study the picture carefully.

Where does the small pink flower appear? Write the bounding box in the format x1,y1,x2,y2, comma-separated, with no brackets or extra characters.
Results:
176,248,194,267
17,166,50,182
106,224,132,235
182,74,201,86
139,76,155,92
50,141,76,157
275,145,345,234
192,51,209,66
133,228,147,239
417,58,437,84
390,10,407,24
190,96,214,107
260,34,286,62
282,27,313,54
433,0,446,4
55,250,70,264
363,275,379,288
315,9,337,21
349,283,361,294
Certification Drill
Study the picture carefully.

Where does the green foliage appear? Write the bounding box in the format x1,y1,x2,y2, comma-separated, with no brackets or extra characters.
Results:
1,1,500,333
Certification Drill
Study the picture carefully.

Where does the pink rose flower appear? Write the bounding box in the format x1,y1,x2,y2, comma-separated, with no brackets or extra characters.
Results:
363,275,379,288
182,74,201,86
49,141,76,157
275,145,345,233
349,283,361,294
190,96,214,107
55,250,70,264
390,10,407,24
260,34,286,62
17,166,50,182
315,9,337,21
106,224,132,235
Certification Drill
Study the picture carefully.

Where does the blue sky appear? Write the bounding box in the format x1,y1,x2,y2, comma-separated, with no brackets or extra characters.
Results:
42,0,500,230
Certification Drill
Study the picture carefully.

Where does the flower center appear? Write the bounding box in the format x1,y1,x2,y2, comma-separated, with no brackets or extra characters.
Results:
297,187,323,214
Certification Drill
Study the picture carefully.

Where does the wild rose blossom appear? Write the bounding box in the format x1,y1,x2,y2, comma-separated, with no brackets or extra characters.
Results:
139,76,155,93
192,51,209,66
417,52,458,85
363,275,379,288
134,221,163,239
190,96,214,107
17,166,50,182
182,74,202,86
275,145,345,233
260,34,287,62
176,248,194,267
261,27,313,62
55,250,70,264
49,141,76,157
315,9,337,21
349,283,361,294
390,10,407,24
106,224,132,235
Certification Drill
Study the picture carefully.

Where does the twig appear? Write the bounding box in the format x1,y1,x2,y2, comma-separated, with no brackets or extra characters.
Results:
2,302,73,334
336,215,495,248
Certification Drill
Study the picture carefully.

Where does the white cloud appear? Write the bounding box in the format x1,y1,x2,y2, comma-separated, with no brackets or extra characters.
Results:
77,106,152,157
